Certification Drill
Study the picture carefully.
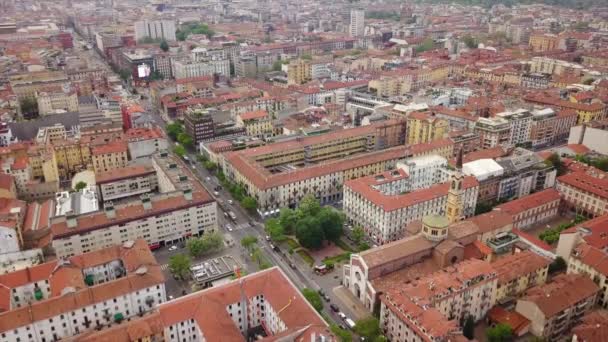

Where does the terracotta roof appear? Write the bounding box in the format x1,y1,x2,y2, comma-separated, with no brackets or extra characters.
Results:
359,235,435,269
513,229,553,252
10,156,28,170
78,267,331,341
572,310,608,342
488,307,531,336
494,189,561,216
520,273,599,318
0,239,164,333
562,215,608,250
566,143,591,155
96,165,156,184
492,251,551,285
0,173,14,191
466,211,513,234
345,175,478,212
558,171,608,200
572,243,608,276
91,141,128,155
239,109,268,121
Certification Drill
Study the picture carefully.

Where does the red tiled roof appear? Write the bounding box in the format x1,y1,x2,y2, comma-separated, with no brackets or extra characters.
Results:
513,229,553,252
0,173,14,191
96,165,156,184
239,109,268,121
572,310,608,342
566,144,591,155
488,307,530,336
91,141,128,155
558,171,608,200
494,189,561,216
562,215,608,250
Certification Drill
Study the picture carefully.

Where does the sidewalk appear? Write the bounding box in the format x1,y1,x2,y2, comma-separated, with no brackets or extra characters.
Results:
332,285,371,321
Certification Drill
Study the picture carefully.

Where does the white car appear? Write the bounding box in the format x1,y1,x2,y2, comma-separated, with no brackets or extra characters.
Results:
226,224,234,232
213,191,219,196
168,245,177,251
205,177,211,181
338,312,347,320
227,200,233,204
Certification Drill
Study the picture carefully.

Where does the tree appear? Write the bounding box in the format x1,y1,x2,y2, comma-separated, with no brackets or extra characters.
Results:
279,208,299,234
149,70,164,81
265,218,285,241
353,317,381,340
173,145,186,157
187,238,206,257
241,196,258,211
546,153,566,176
166,122,184,140
549,256,567,274
74,181,87,192
330,323,353,342
463,315,475,340
177,132,193,148
168,254,191,280
19,96,38,116
475,201,493,215
318,207,344,242
272,60,283,71
119,69,131,82
301,53,312,60
301,288,323,312
203,161,217,172
415,38,435,53
486,323,513,342
240,235,258,251
298,194,321,217
352,226,365,245
160,40,169,52
296,216,324,249
462,34,478,49
188,232,224,257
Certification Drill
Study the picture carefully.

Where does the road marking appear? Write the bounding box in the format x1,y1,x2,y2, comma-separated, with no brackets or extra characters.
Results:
160,264,169,271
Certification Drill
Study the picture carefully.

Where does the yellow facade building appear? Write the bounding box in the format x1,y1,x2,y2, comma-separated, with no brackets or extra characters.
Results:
406,111,448,145
237,110,274,138
492,251,551,304
529,33,559,52
287,59,311,85
91,141,128,173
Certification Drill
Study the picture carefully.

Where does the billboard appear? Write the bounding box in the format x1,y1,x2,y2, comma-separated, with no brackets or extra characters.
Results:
137,63,151,78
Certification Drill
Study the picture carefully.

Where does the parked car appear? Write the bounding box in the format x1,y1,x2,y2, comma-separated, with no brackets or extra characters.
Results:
213,191,219,196
265,235,271,241
322,293,330,302
337,312,347,320
227,199,233,204
168,245,177,251
225,224,233,232
345,318,356,329
205,177,211,181
330,304,339,312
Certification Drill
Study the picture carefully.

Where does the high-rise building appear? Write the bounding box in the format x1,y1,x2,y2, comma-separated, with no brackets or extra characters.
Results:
134,20,176,42
349,9,365,37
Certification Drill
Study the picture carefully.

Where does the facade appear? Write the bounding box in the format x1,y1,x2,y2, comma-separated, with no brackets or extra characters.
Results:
380,259,496,341
8,71,70,99
173,58,230,79
492,251,551,304
568,121,608,155
125,127,169,159
495,148,557,202
350,9,365,37
77,267,333,342
568,243,608,309
96,165,158,202
406,111,449,145
223,120,416,212
344,172,478,244
474,117,511,149
529,33,559,52
134,19,176,42
184,107,216,144
397,155,449,191
530,108,578,148
0,239,166,342
494,189,561,230
496,109,533,147
36,91,79,115
91,141,128,173
237,110,274,138
287,59,312,85
556,170,608,218
51,152,217,257
515,274,599,340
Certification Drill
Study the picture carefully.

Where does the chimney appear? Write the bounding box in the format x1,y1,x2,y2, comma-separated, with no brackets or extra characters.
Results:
183,188,193,201
66,214,78,228
104,201,116,219
141,194,152,210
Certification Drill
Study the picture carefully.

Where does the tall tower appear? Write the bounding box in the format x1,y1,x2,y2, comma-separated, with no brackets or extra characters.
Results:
349,9,365,37
446,149,465,223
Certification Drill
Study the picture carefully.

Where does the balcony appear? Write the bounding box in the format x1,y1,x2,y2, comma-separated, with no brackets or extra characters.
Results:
486,232,519,254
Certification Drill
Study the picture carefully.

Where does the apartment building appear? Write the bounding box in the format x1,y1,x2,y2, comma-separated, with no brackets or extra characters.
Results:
496,109,533,147
125,127,169,159
406,111,449,145
530,56,583,76
556,169,608,218
529,33,559,52
492,251,551,304
350,9,365,37
76,267,332,342
494,189,561,230
557,214,608,261
51,152,217,257
530,108,578,148
474,117,511,149
524,93,607,124
173,58,230,79
397,154,450,190
344,173,478,244
287,59,312,85
91,141,128,173
568,243,608,308
223,120,413,212
0,239,166,342
237,110,274,138
571,310,608,342
495,148,557,202
568,119,608,155
36,91,79,115
134,19,176,42
96,165,158,202
516,274,599,340
8,71,69,99
380,259,497,342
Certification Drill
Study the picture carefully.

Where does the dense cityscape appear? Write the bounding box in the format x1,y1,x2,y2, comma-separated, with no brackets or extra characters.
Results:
0,0,607,341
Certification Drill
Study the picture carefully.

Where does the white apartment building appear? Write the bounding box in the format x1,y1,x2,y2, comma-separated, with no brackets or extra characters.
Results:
349,9,365,37
96,165,158,202
380,259,497,341
125,127,169,159
134,19,176,42
475,117,511,148
496,109,533,147
0,239,166,342
36,91,79,115
51,152,217,257
77,267,332,342
172,58,230,79
397,154,450,191
344,174,479,244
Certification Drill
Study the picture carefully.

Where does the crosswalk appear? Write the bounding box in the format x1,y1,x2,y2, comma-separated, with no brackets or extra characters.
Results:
160,264,169,271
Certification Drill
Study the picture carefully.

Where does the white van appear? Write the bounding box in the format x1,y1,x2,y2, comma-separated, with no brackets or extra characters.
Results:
345,318,356,329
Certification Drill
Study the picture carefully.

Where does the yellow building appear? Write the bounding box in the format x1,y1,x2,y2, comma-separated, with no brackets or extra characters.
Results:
568,243,608,308
237,110,274,138
53,139,92,178
492,251,551,304
27,145,59,182
368,76,412,97
529,33,559,52
8,71,70,99
406,111,448,145
287,59,311,85
91,141,128,173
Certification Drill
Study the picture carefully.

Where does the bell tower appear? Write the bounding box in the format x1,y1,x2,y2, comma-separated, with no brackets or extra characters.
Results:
446,149,465,223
